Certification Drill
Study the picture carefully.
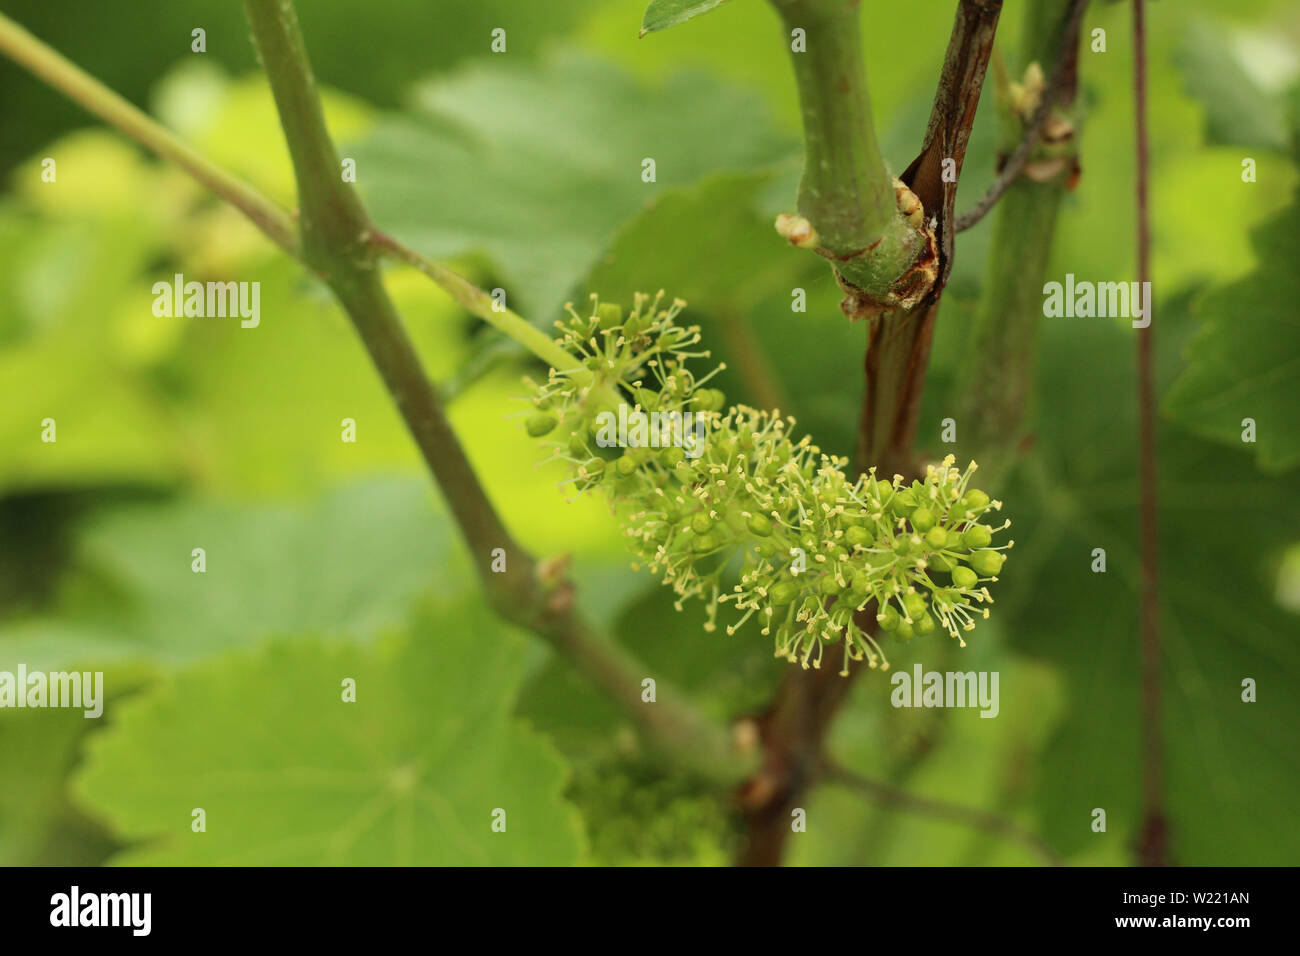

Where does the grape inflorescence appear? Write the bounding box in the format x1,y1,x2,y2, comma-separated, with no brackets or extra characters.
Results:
524,292,1012,675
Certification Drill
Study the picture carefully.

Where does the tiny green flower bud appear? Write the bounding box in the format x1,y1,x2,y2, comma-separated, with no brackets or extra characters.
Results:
657,328,683,349
820,574,844,595
633,387,660,412
747,512,773,537
925,527,948,549
970,549,1005,576
889,489,917,513
894,620,914,642
910,507,936,532
525,412,559,437
962,524,993,549
691,388,725,412
596,302,623,329
904,592,927,621
916,611,936,635
963,489,990,510
770,580,800,605
952,566,978,589
692,532,718,553
616,453,639,477
850,571,873,596
877,604,900,631
845,525,872,548
690,512,715,535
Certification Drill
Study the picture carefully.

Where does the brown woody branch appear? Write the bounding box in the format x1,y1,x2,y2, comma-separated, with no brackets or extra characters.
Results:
954,0,1089,233
737,0,1005,866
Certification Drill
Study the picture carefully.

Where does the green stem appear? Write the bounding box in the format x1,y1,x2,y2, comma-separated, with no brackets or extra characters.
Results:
822,761,1063,865
769,0,923,294
952,0,1084,484
954,186,1064,477
0,13,299,257
240,0,745,784
369,231,577,374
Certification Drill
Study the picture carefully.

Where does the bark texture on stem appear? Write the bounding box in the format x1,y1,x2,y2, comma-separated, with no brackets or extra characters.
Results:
856,0,1004,480
738,0,1006,866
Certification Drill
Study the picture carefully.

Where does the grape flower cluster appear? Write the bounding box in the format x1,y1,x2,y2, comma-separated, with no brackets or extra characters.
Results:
522,292,1012,675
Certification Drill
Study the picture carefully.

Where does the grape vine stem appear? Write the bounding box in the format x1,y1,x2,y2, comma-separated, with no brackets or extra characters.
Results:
1132,0,1167,868
822,761,1065,865
0,5,750,787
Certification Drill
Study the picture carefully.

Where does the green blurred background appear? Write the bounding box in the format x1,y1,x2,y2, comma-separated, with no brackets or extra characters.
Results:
0,0,1297,865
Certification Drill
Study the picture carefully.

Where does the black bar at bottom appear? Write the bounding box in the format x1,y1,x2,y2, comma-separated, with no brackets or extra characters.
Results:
0,865,1282,942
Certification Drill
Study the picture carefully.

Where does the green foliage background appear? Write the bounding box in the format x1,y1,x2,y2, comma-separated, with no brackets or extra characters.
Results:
0,0,1297,866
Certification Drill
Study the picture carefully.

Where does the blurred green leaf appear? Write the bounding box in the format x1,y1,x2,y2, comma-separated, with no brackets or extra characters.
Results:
641,0,737,36
789,652,1078,866
1177,21,1291,152
1164,182,1300,471
0,134,192,494
0,707,110,865
0,0,603,174
0,480,458,672
351,52,796,323
582,170,802,313
74,608,582,865
997,318,1300,864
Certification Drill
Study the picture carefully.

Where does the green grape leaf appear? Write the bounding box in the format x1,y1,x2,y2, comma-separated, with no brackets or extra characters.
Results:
0,0,603,174
1164,180,1300,471
0,136,188,494
1176,21,1291,152
998,318,1300,864
0,707,113,865
581,170,805,314
0,479,458,673
641,0,737,37
73,606,582,865
350,52,795,324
